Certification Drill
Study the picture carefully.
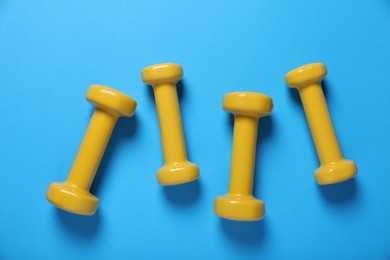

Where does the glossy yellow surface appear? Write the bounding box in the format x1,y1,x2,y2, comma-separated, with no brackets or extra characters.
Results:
142,63,199,185
46,85,137,215
214,92,273,221
285,63,357,185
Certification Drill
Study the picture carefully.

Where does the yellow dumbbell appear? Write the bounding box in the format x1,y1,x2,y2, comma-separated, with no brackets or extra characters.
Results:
214,92,273,221
142,63,199,185
285,63,357,185
46,85,137,215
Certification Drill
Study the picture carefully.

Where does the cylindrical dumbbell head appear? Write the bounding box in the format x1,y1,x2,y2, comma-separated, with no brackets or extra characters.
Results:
141,63,183,85
87,85,137,117
316,159,357,185
285,63,327,89
158,161,199,186
223,92,273,117
215,195,265,221
47,182,99,215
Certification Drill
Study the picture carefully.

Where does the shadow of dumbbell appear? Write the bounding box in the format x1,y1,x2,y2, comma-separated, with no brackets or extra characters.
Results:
162,179,202,205
91,115,138,197
55,209,102,237
220,218,267,245
318,178,359,204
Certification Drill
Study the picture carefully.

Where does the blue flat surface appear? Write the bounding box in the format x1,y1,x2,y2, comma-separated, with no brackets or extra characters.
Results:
1,0,390,259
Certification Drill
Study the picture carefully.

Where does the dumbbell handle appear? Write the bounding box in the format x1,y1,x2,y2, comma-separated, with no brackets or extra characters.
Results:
229,116,258,196
298,83,343,165
66,109,117,190
153,83,187,164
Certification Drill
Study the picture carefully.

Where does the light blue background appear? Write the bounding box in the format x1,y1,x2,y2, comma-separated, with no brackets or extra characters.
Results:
1,0,389,259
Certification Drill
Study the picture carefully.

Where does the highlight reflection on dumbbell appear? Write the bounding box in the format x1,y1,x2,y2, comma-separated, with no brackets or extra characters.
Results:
285,63,357,185
142,63,199,186
214,92,273,221
46,85,137,215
